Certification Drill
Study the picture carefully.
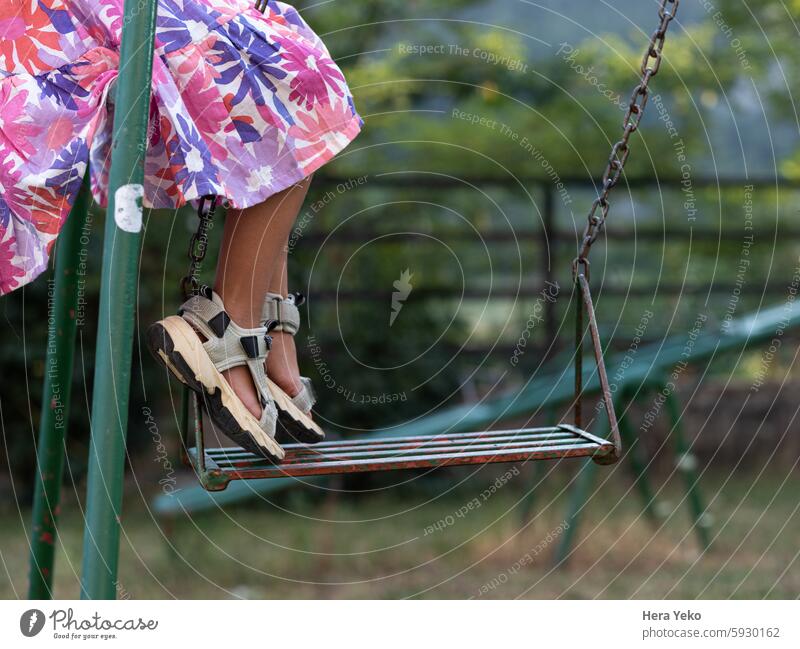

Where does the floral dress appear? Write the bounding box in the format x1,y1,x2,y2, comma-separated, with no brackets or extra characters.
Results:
0,0,362,295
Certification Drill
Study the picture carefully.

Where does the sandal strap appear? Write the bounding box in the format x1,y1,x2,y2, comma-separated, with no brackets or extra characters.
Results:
262,292,317,414
262,292,302,335
292,376,317,413
179,290,274,420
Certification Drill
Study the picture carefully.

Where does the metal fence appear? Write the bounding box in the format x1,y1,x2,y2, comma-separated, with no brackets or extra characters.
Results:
305,173,800,361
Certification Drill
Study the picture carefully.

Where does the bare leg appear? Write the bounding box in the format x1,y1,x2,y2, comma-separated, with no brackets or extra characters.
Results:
214,177,311,418
265,249,305,399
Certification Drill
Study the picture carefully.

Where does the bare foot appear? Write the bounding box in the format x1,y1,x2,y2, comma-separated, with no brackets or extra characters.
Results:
266,331,305,401
221,366,263,420
189,321,263,421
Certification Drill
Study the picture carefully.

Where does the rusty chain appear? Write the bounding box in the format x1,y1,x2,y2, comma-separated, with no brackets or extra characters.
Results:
180,195,219,299
181,4,271,300
574,0,679,280
572,0,679,450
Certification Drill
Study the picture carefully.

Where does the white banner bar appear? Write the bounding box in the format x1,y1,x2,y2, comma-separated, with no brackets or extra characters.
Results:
2,600,797,648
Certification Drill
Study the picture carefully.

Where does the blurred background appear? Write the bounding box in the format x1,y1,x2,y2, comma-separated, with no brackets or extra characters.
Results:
2,0,799,598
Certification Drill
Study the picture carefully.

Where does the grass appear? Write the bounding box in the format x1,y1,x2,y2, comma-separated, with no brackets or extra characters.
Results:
2,463,798,599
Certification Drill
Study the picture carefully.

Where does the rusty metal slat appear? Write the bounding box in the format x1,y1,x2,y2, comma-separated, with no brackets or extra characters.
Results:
191,439,609,474
210,438,581,465
215,441,610,479
281,425,575,449
558,423,617,448
205,430,578,461
208,436,590,469
205,429,581,460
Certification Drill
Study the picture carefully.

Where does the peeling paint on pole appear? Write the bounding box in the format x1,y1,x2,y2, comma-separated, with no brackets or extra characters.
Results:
114,184,144,233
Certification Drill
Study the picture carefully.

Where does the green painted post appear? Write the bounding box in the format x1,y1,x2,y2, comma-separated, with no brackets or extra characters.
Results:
617,390,662,524
664,390,712,550
28,176,91,599
553,392,624,568
518,405,558,523
518,462,544,524
553,457,598,567
79,0,158,600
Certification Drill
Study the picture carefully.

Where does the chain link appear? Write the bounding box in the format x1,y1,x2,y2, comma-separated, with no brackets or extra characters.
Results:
574,0,679,278
176,0,283,301
180,195,219,299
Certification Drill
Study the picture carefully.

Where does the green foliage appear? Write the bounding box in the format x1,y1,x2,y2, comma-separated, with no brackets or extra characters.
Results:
308,0,799,179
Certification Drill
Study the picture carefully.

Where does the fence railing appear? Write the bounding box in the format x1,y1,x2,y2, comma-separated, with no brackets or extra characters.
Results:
305,173,799,359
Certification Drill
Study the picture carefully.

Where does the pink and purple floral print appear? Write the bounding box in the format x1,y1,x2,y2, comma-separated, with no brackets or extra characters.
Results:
0,0,362,295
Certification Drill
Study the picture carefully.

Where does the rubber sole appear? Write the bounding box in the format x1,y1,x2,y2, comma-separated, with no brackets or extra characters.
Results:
146,316,285,462
268,379,325,445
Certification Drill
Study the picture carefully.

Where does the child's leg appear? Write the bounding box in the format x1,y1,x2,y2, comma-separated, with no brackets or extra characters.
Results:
265,250,305,399
214,177,312,418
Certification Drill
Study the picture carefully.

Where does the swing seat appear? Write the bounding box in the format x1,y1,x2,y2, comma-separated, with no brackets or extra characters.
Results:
178,270,622,492
185,424,616,491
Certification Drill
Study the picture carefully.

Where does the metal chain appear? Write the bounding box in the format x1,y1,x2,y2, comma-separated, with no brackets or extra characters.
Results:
180,195,219,299
574,0,679,279
181,0,261,299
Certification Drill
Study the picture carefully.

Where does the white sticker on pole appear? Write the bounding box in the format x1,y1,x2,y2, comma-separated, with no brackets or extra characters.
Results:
114,183,144,233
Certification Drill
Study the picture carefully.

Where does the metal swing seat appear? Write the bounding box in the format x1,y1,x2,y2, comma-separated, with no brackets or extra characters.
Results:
176,1,679,491
178,240,618,492
178,271,617,491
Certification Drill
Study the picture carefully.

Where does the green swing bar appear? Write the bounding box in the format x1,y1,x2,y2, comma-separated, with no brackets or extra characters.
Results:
26,0,679,599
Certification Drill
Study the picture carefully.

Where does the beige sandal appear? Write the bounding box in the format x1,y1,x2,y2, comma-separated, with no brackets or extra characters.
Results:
147,288,284,461
262,291,324,444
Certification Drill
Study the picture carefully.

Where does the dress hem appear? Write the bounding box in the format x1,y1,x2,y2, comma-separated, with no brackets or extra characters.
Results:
167,111,363,211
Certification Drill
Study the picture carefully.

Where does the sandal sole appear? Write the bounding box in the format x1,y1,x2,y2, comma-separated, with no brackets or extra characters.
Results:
268,379,325,445
146,316,285,462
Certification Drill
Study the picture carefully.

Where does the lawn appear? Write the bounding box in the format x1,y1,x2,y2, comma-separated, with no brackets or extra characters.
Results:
2,463,797,599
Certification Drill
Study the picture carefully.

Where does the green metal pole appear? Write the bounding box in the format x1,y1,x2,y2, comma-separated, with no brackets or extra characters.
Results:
518,405,558,524
28,176,91,599
553,392,624,568
664,390,712,550
79,0,158,600
617,389,662,524
553,457,597,567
